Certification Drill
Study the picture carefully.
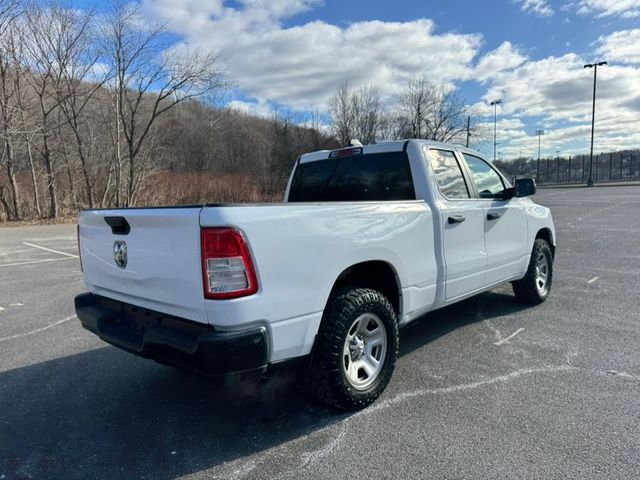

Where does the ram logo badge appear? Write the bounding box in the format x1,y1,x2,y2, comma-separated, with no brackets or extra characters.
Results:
113,240,127,269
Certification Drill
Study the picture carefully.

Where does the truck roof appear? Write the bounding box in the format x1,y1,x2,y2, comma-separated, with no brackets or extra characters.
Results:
299,139,485,164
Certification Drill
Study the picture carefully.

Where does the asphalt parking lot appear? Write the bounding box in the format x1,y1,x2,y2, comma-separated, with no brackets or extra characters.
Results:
1,186,640,479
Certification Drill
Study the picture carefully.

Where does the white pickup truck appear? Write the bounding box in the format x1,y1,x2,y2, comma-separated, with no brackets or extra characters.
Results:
75,140,555,410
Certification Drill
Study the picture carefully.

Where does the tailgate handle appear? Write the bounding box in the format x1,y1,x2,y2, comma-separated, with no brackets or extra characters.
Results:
104,216,130,235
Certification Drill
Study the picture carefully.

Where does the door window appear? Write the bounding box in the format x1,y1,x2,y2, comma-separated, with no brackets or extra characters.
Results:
427,149,469,199
462,154,506,199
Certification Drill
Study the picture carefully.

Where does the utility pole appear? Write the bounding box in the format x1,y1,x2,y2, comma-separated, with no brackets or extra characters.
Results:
490,99,502,162
546,156,550,182
466,116,470,148
584,61,608,186
609,152,613,181
536,130,544,182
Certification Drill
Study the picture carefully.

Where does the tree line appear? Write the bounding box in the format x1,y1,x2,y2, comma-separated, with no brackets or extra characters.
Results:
0,0,483,223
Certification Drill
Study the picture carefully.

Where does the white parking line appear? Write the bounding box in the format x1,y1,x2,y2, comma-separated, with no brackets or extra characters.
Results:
0,257,75,268
0,315,77,343
22,241,79,258
494,328,525,346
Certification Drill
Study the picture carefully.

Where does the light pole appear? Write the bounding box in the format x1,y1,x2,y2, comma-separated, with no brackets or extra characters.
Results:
465,116,471,148
536,129,544,182
584,61,607,186
490,99,502,162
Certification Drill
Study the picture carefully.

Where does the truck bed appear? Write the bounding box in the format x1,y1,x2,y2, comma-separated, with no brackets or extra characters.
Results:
78,200,438,361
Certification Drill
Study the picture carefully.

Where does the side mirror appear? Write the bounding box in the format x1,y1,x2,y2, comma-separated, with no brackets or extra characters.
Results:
514,178,537,197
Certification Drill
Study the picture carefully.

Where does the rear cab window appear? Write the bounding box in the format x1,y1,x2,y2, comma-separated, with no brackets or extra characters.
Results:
426,148,470,199
288,151,416,202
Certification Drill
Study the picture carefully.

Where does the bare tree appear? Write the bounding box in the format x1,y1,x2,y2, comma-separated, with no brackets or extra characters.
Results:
15,76,42,216
0,36,20,220
52,6,105,208
21,1,91,218
0,0,19,36
352,85,384,144
328,82,384,145
0,0,341,223
428,87,475,144
0,0,22,220
394,76,436,139
394,76,481,144
103,1,226,206
328,82,356,146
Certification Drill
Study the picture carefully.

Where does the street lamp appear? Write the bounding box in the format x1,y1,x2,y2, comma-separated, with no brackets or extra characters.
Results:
490,99,502,162
536,129,544,182
584,61,607,186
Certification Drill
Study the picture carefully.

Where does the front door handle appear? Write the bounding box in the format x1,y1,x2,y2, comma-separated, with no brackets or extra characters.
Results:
448,215,466,224
487,212,501,221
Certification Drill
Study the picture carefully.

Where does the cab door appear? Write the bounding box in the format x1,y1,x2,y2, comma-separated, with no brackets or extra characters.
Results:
461,153,528,284
426,148,487,299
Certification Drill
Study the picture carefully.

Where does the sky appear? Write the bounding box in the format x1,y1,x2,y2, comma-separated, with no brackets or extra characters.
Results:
88,0,640,159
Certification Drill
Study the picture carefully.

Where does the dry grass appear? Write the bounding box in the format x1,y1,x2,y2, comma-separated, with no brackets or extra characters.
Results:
0,170,287,223
135,171,284,206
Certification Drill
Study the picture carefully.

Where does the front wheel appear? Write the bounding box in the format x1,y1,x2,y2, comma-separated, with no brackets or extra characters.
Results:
512,239,553,305
308,288,399,410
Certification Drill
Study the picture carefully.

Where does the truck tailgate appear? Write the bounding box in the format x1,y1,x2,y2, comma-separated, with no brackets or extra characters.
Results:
78,207,206,323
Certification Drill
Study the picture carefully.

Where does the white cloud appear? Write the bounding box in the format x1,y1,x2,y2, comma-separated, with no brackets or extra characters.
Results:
227,99,275,118
595,29,640,64
475,42,527,82
142,0,481,109
577,0,640,18
474,49,640,157
518,0,554,17
139,0,640,157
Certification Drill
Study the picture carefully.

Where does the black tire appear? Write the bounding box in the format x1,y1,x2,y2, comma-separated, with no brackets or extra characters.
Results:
308,287,399,411
512,239,553,305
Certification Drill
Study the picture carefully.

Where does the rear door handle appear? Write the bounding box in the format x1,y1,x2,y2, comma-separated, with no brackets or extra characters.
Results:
487,212,501,221
448,215,466,224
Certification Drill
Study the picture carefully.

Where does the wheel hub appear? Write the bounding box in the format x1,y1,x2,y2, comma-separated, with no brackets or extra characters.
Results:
349,335,366,360
535,252,549,294
342,313,388,390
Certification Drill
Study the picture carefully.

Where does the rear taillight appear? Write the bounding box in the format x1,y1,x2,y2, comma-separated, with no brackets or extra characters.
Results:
201,227,258,299
77,224,83,272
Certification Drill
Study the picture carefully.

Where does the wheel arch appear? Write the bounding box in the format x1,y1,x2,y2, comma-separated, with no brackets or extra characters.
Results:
535,227,555,258
328,260,402,316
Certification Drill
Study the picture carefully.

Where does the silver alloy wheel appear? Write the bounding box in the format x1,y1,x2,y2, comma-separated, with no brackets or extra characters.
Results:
342,313,387,390
535,251,550,295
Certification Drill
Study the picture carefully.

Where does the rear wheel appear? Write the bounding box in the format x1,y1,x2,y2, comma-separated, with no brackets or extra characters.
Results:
309,287,399,410
512,239,553,305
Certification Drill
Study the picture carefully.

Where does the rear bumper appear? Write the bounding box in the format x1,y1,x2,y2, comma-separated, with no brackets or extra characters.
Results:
74,293,268,375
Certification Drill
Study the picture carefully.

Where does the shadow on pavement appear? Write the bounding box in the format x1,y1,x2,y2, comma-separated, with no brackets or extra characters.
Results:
0,290,529,479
